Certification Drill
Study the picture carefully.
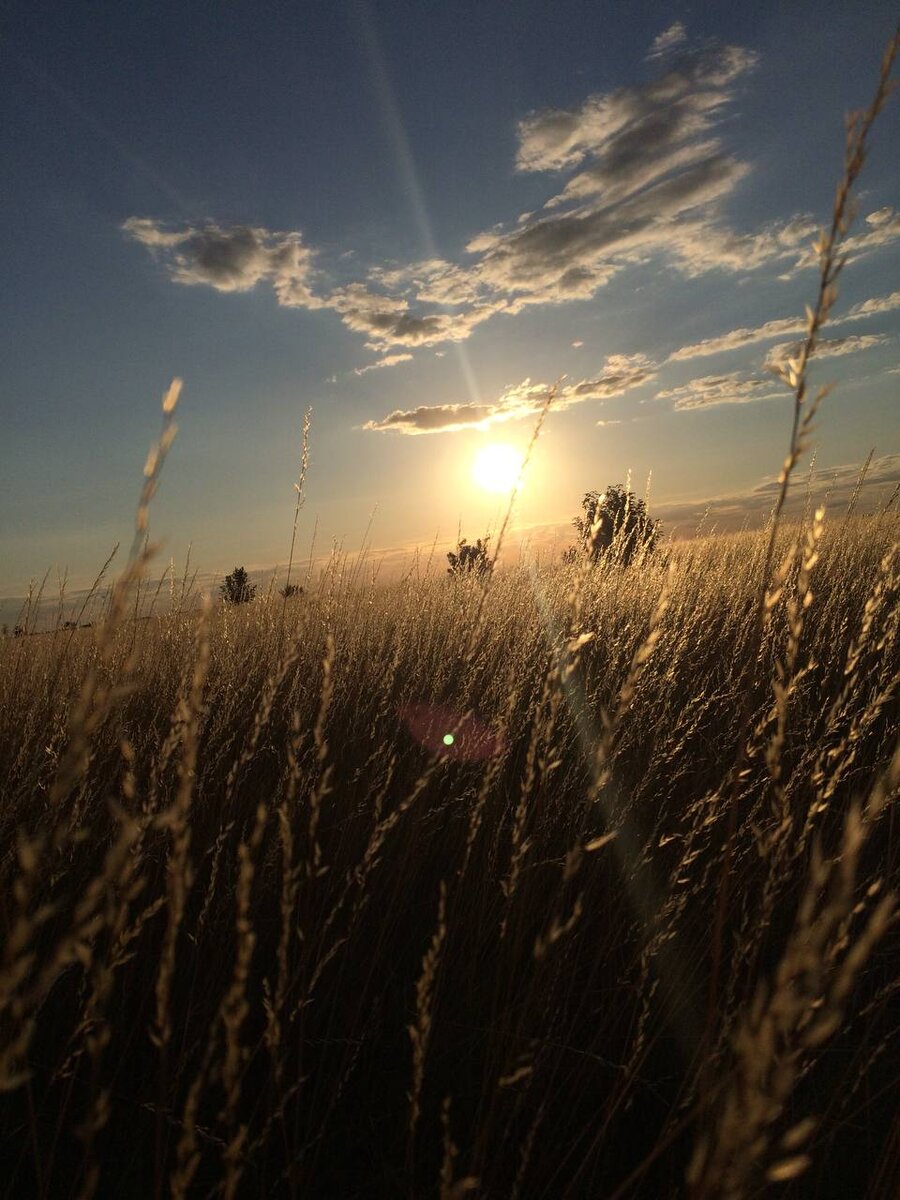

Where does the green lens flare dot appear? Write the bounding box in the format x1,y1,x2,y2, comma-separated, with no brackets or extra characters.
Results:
442,733,455,746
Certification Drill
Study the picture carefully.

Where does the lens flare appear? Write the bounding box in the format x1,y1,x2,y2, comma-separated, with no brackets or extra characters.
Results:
401,703,502,761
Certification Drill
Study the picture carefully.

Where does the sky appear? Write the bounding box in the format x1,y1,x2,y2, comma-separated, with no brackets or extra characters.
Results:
1,0,899,604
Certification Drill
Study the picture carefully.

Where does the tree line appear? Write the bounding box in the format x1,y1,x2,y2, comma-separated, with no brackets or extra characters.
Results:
220,483,660,602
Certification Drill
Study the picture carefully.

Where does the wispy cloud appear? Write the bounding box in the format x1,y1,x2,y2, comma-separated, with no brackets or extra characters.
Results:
669,290,900,361
122,218,322,307
353,353,413,376
764,332,889,368
124,222,497,349
658,332,888,412
751,452,900,497
123,36,900,358
563,353,658,400
669,315,805,361
363,400,517,436
514,42,756,174
792,207,900,270
647,22,688,61
655,453,900,531
656,371,780,411
364,353,656,434
844,289,900,320
327,282,496,349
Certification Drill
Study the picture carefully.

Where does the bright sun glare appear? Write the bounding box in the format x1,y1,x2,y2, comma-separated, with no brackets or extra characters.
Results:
472,443,525,494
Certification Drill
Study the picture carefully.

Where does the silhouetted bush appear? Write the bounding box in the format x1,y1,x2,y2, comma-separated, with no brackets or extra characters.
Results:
447,537,492,579
220,566,256,605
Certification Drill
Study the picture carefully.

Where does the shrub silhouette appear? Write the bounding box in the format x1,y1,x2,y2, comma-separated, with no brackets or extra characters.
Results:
220,566,256,605
279,583,303,599
447,537,492,579
567,484,660,565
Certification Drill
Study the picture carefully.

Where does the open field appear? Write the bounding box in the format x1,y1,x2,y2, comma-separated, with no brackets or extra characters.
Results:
1,510,899,1197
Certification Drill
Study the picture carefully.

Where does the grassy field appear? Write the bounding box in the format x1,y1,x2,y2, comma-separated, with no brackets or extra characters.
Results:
2,31,899,1200
1,506,899,1197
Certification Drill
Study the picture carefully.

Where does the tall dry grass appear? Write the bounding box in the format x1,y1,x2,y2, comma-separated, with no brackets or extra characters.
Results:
1,503,897,1197
0,29,898,1200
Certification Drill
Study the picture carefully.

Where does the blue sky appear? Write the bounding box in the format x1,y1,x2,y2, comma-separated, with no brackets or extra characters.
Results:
1,1,899,600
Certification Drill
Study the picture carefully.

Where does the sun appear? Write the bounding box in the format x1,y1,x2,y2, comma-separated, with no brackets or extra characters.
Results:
472,443,525,494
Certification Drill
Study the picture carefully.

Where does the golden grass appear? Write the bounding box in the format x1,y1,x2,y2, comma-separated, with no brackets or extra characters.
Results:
1,506,897,1196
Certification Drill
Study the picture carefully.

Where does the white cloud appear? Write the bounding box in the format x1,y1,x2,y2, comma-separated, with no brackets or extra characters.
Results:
515,43,757,174
669,290,900,361
561,353,657,401
369,258,488,307
764,333,888,368
327,283,497,349
545,134,723,211
123,218,321,307
669,315,805,361
657,371,781,411
470,155,749,301
353,353,413,376
123,220,495,346
364,354,657,434
844,290,900,320
647,22,688,60
363,400,518,435
121,218,189,248
790,207,900,271
666,213,818,276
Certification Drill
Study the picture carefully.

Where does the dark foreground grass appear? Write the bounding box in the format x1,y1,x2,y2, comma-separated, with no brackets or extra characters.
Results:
1,512,899,1198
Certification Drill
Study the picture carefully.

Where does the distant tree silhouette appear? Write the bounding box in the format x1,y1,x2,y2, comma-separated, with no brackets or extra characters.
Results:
220,566,256,605
567,484,660,565
447,537,493,579
279,583,303,599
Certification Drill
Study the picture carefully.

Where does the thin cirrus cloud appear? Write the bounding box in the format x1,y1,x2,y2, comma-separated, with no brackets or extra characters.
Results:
655,372,781,412
750,452,900,498
646,21,688,61
352,353,413,376
668,289,900,362
763,332,889,368
657,333,888,412
654,452,900,531
363,354,656,434
121,27,900,370
668,315,805,361
841,288,900,320
791,207,900,271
